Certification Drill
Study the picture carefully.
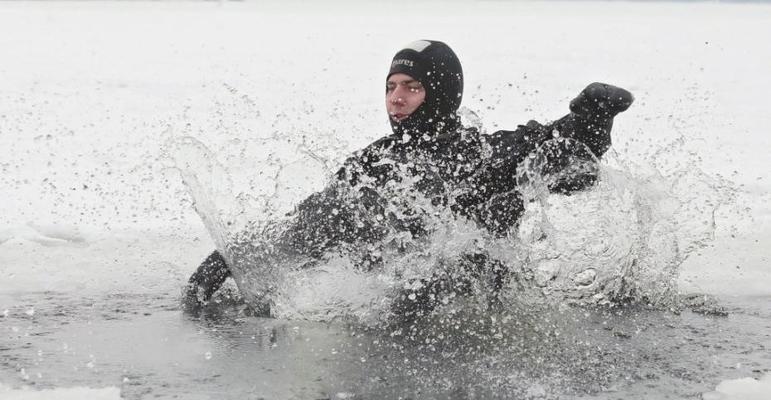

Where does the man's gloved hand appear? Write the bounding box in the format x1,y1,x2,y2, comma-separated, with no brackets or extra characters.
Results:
570,82,634,119
534,83,634,185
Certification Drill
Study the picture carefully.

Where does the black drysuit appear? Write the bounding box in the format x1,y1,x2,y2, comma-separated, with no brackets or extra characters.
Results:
183,41,633,315
184,84,632,316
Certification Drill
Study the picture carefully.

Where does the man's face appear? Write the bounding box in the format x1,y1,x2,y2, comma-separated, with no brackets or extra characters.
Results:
386,73,426,123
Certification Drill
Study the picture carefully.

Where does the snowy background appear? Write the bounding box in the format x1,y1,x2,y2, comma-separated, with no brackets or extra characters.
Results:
1,1,770,399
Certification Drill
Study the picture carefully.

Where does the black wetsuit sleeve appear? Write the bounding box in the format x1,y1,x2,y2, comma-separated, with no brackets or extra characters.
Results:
274,135,402,260
478,82,633,202
184,135,398,308
279,183,386,259
536,112,616,194
335,134,401,188
549,112,613,159
453,110,618,236
450,121,550,235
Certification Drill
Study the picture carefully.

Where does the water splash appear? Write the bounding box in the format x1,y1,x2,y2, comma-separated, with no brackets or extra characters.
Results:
514,138,733,307
163,136,236,262
166,130,733,323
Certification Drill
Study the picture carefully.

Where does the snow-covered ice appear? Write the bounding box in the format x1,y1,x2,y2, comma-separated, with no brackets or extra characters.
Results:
0,383,121,400
703,372,771,400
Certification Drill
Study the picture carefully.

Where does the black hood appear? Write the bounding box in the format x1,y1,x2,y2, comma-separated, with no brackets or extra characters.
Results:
387,40,464,139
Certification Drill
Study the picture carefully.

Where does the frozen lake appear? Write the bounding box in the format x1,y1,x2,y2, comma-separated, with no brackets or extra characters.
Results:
1,1,770,399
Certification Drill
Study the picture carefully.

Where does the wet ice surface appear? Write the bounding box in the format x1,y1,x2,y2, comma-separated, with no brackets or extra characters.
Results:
2,289,770,399
2,0,771,398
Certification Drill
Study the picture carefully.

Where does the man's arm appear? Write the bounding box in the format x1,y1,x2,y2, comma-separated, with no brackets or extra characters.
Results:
532,82,634,193
453,83,633,235
182,250,231,312
485,82,633,182
548,82,634,159
183,135,399,310
182,185,382,312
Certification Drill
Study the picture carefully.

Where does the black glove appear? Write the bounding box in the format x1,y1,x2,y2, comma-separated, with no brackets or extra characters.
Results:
569,82,634,119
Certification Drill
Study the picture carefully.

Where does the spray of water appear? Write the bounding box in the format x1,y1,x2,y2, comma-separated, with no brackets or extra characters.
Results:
165,121,732,324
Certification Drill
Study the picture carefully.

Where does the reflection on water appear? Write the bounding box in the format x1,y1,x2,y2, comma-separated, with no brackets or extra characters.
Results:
1,291,770,399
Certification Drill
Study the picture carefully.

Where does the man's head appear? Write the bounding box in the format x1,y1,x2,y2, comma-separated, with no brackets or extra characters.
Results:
386,73,426,123
386,40,463,137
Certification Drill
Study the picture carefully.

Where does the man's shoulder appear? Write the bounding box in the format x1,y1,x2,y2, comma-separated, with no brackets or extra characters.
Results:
338,133,400,173
431,125,482,146
488,120,547,137
356,133,402,156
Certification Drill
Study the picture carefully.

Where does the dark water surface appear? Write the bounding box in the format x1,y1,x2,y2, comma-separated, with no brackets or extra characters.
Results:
2,291,770,399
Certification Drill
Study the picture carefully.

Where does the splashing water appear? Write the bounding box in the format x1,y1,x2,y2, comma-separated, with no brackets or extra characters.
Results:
166,128,732,323
513,138,733,308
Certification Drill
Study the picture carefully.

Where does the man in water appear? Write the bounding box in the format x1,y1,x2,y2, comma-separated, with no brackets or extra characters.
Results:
183,40,633,315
